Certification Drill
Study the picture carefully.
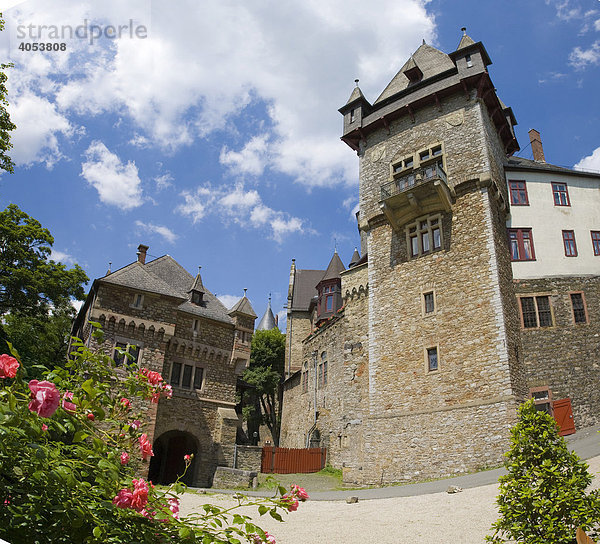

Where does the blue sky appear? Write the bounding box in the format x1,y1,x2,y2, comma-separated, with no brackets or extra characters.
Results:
0,0,598,329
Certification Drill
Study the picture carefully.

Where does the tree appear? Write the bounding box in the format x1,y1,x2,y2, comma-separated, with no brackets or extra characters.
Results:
0,204,88,317
242,329,285,446
2,305,77,378
0,15,16,175
487,399,600,544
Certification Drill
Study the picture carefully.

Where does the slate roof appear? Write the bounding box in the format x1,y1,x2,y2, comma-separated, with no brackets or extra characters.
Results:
374,43,456,104
321,251,346,282
229,296,257,318
256,298,277,330
505,156,600,179
348,248,361,268
100,255,233,325
291,269,325,312
345,85,367,106
456,33,476,50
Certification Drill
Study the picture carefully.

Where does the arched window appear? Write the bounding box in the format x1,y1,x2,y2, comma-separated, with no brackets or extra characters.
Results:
319,351,328,388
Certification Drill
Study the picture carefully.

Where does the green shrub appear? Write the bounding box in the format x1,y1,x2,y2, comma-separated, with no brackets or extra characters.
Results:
487,399,600,543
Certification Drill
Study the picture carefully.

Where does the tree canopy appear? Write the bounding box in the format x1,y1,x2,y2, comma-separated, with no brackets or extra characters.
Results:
0,15,16,175
242,328,285,446
0,204,88,317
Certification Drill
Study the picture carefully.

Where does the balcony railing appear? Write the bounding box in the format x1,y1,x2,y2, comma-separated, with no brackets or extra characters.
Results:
381,162,448,200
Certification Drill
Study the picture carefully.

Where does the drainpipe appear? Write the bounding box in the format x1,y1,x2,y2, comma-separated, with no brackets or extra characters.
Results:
233,443,238,469
306,350,319,447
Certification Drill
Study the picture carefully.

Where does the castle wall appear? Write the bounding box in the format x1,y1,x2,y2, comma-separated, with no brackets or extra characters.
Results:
87,282,240,487
515,275,600,428
280,263,369,472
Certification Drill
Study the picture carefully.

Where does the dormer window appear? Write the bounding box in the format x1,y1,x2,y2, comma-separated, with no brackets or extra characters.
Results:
404,64,423,84
191,291,203,305
350,108,355,123
465,54,473,68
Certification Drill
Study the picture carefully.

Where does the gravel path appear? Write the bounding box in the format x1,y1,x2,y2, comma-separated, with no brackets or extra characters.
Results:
179,456,600,544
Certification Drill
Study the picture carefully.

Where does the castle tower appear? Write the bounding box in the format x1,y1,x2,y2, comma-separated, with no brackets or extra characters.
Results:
338,32,527,484
256,295,278,331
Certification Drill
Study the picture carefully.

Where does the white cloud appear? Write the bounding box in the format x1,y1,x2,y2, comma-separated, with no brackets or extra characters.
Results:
595,18,600,31
80,140,143,209
134,220,178,243
7,0,435,186
153,172,173,191
8,92,73,167
71,299,84,313
177,183,305,242
569,41,600,69
220,135,270,176
50,248,75,265
217,294,243,311
574,146,600,172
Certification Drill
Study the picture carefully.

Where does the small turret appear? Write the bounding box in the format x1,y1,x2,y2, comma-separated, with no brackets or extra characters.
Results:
338,79,372,144
188,267,205,305
257,295,278,331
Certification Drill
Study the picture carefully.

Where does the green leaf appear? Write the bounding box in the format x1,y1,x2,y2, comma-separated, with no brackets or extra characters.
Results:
73,431,89,443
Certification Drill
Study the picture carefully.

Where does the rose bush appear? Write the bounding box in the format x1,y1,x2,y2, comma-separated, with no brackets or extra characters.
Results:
0,329,304,543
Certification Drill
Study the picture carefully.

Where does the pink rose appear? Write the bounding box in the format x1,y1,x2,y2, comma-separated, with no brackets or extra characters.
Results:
281,494,299,512
0,354,19,379
41,424,48,432
87,413,95,421
184,454,192,464
62,391,76,414
138,433,153,460
28,380,60,418
150,391,160,404
130,420,141,430
131,478,149,511
112,488,133,509
140,368,163,385
291,484,309,501
252,532,277,544
120,452,130,465
167,497,179,519
120,398,131,409
162,384,173,398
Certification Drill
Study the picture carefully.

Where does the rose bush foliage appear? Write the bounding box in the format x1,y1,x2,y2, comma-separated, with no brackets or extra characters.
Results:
0,326,304,543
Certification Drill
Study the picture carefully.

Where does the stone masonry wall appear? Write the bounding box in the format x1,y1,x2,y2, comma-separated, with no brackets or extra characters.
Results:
355,88,522,484
286,310,312,375
88,282,239,487
280,263,370,474
514,275,600,428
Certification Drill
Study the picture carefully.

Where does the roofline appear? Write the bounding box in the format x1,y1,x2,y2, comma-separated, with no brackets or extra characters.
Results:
505,163,600,180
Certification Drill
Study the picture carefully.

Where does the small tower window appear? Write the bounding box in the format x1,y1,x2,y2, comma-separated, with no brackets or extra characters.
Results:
350,108,355,123
131,293,144,308
465,54,473,68
191,291,203,305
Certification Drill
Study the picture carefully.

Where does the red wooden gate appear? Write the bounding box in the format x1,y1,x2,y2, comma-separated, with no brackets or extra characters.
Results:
261,447,326,474
553,397,576,436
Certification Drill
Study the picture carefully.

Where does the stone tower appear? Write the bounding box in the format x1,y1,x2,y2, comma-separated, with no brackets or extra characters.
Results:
337,32,528,483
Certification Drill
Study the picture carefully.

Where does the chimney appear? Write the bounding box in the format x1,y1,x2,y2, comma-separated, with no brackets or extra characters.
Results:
137,244,149,264
528,129,546,162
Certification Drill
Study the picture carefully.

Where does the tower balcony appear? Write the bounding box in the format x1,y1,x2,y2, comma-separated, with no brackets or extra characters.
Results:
379,163,453,230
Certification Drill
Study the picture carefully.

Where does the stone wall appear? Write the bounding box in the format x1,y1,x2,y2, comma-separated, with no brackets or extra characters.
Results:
514,275,600,428
286,310,312,375
212,467,257,489
85,281,242,488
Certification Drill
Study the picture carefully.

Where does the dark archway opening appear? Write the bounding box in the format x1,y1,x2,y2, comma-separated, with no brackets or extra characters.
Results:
148,430,198,486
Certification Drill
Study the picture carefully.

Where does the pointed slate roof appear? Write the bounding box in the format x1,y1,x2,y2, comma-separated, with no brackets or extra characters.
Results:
345,85,366,106
229,295,257,318
188,267,205,293
456,32,476,50
256,297,277,330
375,43,455,104
320,251,346,282
348,247,361,268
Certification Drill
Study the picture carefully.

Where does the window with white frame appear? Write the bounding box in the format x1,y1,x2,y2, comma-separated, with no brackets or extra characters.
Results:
170,361,204,390
426,346,439,372
407,216,442,258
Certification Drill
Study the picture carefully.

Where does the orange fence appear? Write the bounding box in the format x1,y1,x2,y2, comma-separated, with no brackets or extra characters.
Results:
261,447,327,474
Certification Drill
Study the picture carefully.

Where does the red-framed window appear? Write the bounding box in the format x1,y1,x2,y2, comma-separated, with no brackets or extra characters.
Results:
592,231,600,256
508,228,535,261
509,181,529,206
562,230,577,257
552,183,570,206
